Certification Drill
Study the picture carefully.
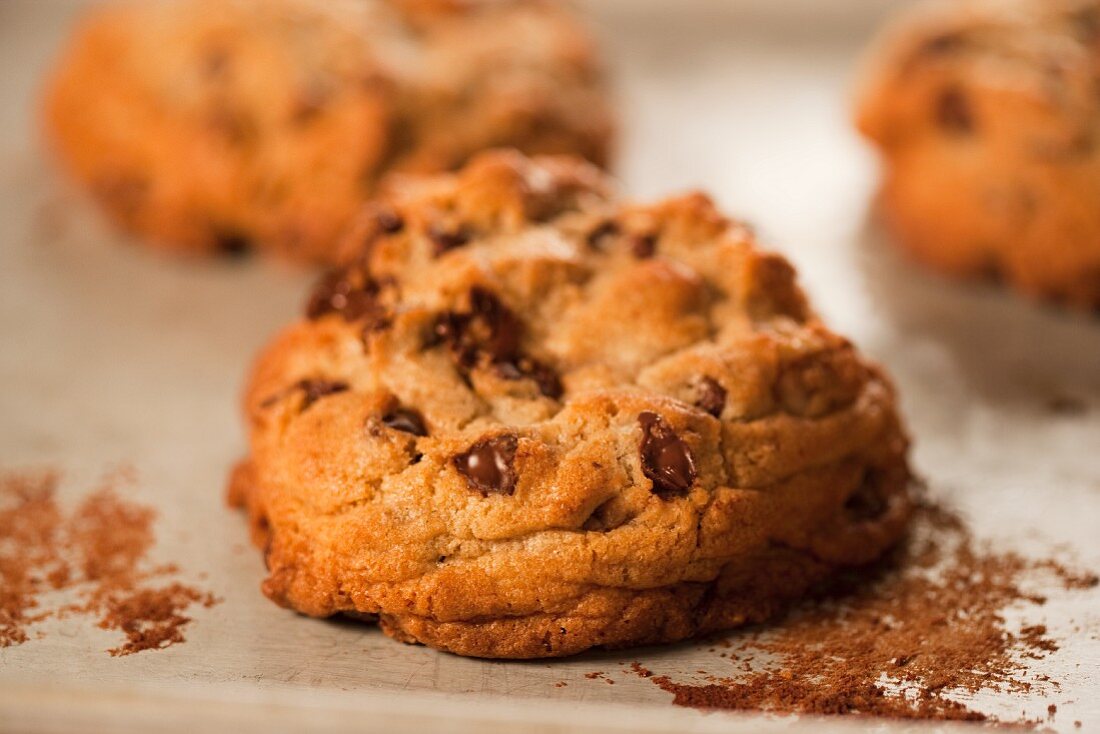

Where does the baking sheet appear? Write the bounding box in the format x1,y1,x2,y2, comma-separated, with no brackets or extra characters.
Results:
1,1,1098,732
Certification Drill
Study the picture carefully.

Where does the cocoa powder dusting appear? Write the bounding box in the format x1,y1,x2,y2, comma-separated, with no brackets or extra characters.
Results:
631,502,1096,726
0,469,217,654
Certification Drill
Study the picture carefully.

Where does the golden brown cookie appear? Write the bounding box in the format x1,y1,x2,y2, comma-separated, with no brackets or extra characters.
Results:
856,0,1100,309
228,150,913,659
42,0,612,262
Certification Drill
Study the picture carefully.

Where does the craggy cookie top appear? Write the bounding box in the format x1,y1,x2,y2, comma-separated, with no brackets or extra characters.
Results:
236,151,911,657
43,0,612,261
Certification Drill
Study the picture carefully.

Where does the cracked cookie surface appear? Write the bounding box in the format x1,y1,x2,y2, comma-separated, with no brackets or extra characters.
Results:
856,0,1100,308
229,150,913,658
43,0,612,262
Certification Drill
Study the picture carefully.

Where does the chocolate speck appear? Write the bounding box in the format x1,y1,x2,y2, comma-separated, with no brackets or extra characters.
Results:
638,412,696,498
936,86,974,134
454,435,518,495
921,32,965,56
693,376,727,418
586,220,619,249
297,379,349,410
291,84,330,125
382,407,428,437
428,224,470,255
202,47,230,78
376,209,405,234
631,233,657,258
214,229,250,258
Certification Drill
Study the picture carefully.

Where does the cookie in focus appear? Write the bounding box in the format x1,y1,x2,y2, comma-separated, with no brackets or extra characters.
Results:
228,150,913,659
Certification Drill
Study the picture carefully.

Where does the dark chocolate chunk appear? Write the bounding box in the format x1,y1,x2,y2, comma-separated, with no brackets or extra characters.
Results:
468,287,523,361
693,376,727,418
638,412,696,499
428,287,561,397
495,358,563,399
432,288,524,367
382,407,428,436
297,379,349,410
936,86,974,134
631,233,657,258
453,435,519,495
428,224,470,255
306,266,387,324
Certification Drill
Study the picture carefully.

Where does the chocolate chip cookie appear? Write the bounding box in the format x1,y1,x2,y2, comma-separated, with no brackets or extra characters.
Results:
42,0,612,262
228,150,913,658
856,0,1100,308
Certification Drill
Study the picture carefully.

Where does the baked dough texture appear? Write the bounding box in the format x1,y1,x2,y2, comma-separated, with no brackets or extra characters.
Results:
229,150,913,658
856,0,1100,308
42,0,612,262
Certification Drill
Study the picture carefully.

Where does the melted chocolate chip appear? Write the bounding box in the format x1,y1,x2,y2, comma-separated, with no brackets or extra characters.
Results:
382,407,428,436
432,288,523,367
469,287,523,360
936,86,974,134
495,358,563,399
297,379,349,410
586,220,620,249
638,412,696,499
306,267,388,324
453,435,518,495
693,376,727,418
429,288,563,396
428,224,470,255
631,233,657,259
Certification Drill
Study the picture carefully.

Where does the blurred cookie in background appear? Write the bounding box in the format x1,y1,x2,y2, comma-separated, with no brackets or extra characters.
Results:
856,0,1100,310
42,0,613,263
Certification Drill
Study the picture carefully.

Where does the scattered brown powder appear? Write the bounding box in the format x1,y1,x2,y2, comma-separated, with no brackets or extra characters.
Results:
629,502,1097,726
0,469,217,654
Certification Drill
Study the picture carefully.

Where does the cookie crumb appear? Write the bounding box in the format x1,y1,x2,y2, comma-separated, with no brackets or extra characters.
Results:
0,469,218,654
630,502,1094,725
